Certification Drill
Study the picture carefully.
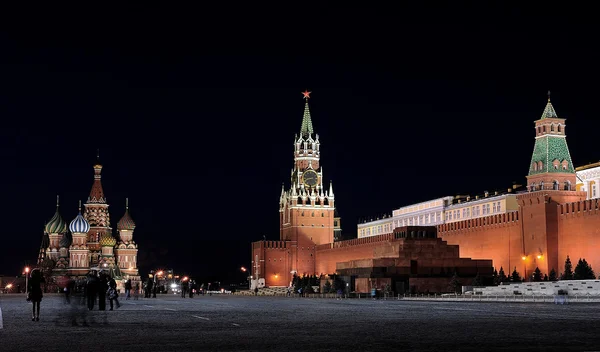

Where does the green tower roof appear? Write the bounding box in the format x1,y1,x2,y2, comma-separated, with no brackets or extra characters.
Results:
528,96,575,176
300,90,314,137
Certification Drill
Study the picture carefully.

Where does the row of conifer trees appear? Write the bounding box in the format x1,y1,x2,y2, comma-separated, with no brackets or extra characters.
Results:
490,255,596,285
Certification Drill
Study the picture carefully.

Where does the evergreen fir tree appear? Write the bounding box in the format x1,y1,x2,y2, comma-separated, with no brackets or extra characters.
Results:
492,268,498,285
511,267,521,282
472,273,482,286
574,258,596,280
562,255,574,280
543,274,548,281
549,268,557,281
448,272,461,293
532,267,542,282
498,267,508,284
323,280,332,294
293,275,303,293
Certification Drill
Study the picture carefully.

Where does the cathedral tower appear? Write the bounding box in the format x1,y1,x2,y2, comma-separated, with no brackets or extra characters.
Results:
115,198,139,279
280,91,336,248
83,155,113,267
44,195,67,263
68,200,91,276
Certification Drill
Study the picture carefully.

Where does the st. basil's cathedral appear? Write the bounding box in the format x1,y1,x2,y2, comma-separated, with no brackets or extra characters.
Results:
37,158,140,288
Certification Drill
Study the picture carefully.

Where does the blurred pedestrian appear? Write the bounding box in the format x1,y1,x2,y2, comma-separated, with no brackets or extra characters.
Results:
98,272,108,310
134,282,140,300
107,276,121,310
27,268,45,321
124,279,132,300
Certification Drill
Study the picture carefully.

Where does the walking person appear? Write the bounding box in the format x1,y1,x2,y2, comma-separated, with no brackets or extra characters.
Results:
85,271,98,311
124,279,132,300
134,282,140,300
27,268,45,321
181,279,189,298
97,272,108,310
107,276,121,310
64,278,75,304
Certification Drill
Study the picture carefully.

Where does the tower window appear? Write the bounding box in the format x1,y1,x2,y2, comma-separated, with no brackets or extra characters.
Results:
311,212,314,217
558,124,562,132
550,124,555,132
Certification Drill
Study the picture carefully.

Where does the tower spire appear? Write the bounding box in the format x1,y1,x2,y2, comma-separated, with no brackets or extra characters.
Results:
56,194,60,208
541,91,558,119
300,90,314,137
88,154,106,204
78,199,82,212
126,197,129,210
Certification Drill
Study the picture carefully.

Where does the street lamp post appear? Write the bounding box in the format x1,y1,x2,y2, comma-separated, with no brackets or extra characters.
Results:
24,267,30,295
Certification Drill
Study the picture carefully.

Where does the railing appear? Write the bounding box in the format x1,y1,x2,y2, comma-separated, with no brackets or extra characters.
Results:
400,293,600,303
235,290,599,303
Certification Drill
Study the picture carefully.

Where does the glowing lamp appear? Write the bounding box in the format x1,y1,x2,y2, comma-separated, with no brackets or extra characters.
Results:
25,267,30,273
522,256,526,260
537,255,542,259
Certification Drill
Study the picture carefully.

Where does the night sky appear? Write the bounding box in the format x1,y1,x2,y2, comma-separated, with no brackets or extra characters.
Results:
0,5,597,284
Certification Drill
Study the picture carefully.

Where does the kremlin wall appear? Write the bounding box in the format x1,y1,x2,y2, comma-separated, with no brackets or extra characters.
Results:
251,92,600,294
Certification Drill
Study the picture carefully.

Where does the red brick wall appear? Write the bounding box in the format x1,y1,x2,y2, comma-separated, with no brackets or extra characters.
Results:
315,234,396,275
558,199,600,276
438,212,522,276
438,190,587,280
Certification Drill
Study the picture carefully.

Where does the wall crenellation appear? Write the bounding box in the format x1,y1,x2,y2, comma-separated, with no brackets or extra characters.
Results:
438,211,520,233
559,199,600,216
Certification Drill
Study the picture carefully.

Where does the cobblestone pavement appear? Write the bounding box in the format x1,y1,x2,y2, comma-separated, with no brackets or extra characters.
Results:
1,293,600,351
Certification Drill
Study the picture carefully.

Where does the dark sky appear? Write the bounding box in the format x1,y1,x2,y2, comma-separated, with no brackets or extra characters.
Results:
0,4,597,283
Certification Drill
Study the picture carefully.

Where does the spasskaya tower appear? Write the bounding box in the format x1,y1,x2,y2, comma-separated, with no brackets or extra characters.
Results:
279,90,336,246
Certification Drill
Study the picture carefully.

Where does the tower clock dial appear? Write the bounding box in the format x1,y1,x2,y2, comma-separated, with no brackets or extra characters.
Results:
302,170,318,187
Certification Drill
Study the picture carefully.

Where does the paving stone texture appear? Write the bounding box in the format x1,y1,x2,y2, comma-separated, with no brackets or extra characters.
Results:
1,293,600,351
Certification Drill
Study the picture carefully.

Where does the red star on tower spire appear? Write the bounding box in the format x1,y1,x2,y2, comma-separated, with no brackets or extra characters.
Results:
302,90,311,99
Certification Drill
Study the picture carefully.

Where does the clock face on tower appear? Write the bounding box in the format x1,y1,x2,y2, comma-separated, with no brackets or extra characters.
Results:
302,170,318,187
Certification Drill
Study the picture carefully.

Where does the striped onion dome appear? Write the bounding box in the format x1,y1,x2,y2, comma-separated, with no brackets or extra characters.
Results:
45,205,67,234
69,201,90,233
99,234,117,247
117,198,136,230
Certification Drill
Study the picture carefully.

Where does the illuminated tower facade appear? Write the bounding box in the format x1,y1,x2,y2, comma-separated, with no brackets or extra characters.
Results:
527,92,576,192
44,196,68,263
279,91,337,276
83,157,113,267
115,198,140,283
68,200,91,276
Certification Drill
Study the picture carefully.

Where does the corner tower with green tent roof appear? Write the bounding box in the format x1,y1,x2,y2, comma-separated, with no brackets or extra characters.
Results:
526,92,577,192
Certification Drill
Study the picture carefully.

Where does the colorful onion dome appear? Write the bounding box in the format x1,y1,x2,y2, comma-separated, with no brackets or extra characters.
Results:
59,232,72,248
117,198,136,230
69,200,90,233
99,233,117,247
45,196,67,234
